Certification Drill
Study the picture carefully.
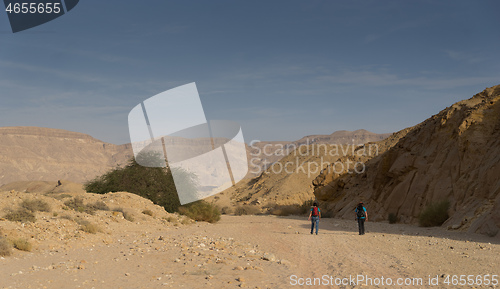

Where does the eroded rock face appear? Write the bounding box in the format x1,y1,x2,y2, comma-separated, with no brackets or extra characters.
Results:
313,85,500,237
0,127,133,185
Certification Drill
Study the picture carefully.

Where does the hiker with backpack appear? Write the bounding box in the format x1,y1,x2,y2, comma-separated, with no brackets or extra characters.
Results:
355,202,368,235
308,201,321,235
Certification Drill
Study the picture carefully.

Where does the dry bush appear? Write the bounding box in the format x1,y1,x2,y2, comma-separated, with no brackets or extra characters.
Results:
113,208,135,222
300,199,316,215
4,208,36,223
87,200,110,211
270,205,302,216
64,197,96,215
80,222,101,234
220,206,233,215
11,238,32,252
60,215,73,221
234,205,260,216
178,201,221,223
164,216,177,223
419,200,450,227
388,213,398,224
21,199,51,212
142,209,154,216
51,194,73,200
0,237,12,256
180,217,192,225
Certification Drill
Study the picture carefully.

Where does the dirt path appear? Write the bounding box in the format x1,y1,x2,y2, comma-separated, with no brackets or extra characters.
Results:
1,215,499,289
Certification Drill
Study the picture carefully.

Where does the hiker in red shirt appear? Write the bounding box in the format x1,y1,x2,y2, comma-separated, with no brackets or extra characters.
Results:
308,201,321,235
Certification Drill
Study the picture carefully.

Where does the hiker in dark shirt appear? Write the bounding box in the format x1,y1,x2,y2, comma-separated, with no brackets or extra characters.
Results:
355,202,368,235
308,202,321,235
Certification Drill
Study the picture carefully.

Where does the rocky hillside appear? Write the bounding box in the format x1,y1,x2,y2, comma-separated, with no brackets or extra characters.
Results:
247,129,391,178
210,130,396,211
313,85,500,237
0,127,132,185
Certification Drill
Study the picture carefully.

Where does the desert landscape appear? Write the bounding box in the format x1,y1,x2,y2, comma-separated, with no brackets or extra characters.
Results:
0,86,499,288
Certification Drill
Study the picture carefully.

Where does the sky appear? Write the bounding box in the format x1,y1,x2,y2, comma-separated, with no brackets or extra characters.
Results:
1,0,499,145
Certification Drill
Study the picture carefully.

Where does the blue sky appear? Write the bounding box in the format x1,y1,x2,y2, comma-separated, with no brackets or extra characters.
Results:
1,1,499,144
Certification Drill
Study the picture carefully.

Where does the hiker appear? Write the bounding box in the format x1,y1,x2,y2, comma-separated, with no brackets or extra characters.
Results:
308,201,321,235
355,202,368,235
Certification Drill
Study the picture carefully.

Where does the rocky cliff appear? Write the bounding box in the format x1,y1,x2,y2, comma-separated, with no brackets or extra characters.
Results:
0,127,132,185
313,85,500,237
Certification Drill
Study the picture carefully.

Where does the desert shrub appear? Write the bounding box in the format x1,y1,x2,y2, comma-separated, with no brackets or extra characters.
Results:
142,209,154,216
49,193,73,200
419,200,450,227
388,213,398,224
11,238,32,252
60,215,73,221
164,216,177,223
178,201,220,223
0,237,12,256
84,152,197,213
64,197,96,215
271,205,302,216
220,206,232,215
180,217,192,225
234,205,260,216
80,222,101,234
87,200,110,211
4,208,36,223
113,208,135,222
300,199,316,215
21,199,51,212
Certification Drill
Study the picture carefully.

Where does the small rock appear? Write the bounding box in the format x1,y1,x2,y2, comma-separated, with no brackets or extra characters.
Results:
233,266,244,271
237,277,245,282
125,273,130,276
262,253,276,262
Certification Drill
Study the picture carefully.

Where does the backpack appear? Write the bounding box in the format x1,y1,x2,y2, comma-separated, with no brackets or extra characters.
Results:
312,206,319,217
356,205,365,218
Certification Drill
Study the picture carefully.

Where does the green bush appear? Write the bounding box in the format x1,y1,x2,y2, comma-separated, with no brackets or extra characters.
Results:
21,199,51,212
178,201,220,223
4,208,36,223
84,152,197,213
0,237,12,256
419,200,450,227
388,213,398,224
234,205,260,216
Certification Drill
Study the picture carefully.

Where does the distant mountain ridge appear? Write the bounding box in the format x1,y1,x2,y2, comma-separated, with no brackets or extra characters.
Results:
0,126,133,186
0,126,390,187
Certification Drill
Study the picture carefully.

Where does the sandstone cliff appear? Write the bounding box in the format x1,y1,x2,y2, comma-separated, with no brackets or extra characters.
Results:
313,85,500,237
0,127,132,185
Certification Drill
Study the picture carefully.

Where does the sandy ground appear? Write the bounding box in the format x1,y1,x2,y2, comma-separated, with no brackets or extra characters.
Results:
1,215,499,289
